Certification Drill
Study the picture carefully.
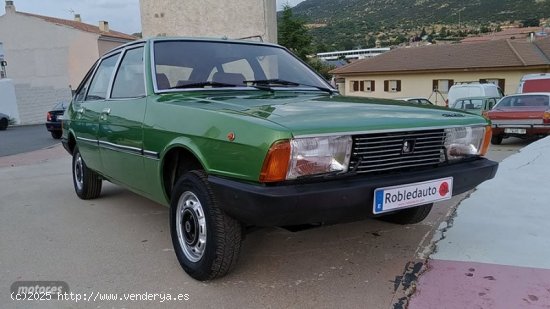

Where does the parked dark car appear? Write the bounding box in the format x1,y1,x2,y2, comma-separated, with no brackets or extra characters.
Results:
0,112,9,130
46,102,67,139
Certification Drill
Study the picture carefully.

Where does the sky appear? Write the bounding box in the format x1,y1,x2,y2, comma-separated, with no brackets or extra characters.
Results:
0,0,306,35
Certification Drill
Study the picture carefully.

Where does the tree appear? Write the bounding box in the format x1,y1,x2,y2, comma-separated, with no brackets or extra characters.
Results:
278,5,312,60
521,18,540,27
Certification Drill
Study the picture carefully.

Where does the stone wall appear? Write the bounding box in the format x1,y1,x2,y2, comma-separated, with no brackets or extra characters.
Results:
140,0,277,43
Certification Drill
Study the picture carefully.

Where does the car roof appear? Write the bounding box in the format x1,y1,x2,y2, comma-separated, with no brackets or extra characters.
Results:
520,74,550,81
106,36,282,55
504,92,550,97
455,96,500,100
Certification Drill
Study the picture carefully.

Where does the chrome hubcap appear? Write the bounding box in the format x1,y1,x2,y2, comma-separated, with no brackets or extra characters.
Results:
176,191,207,262
74,154,84,191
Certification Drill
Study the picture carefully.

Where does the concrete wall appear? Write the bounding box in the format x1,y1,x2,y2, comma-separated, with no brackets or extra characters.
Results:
0,11,100,124
140,0,277,43
338,69,550,105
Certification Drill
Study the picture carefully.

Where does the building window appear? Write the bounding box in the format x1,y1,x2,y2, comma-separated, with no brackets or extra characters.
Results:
384,80,401,92
351,80,375,92
351,80,362,92
432,79,454,93
480,78,505,93
364,80,375,92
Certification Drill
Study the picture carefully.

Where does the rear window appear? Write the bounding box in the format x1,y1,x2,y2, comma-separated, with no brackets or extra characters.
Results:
496,95,549,108
523,79,550,93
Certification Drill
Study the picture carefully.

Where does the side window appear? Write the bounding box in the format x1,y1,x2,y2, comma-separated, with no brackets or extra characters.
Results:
86,53,120,101
74,62,98,102
111,47,145,99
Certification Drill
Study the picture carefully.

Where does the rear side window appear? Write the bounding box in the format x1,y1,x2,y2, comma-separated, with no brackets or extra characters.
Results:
496,95,550,108
111,47,145,99
86,53,120,101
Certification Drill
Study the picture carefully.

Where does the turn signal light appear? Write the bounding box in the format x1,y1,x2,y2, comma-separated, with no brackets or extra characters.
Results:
544,111,550,124
259,140,291,183
47,112,52,121
480,125,492,156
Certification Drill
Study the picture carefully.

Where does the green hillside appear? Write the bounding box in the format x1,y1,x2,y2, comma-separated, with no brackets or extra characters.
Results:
285,0,550,51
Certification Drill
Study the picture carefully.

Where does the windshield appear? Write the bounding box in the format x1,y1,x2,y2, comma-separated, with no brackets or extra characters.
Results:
495,95,550,108
153,40,331,92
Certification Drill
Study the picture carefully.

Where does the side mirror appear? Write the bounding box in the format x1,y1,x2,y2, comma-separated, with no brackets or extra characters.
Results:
0,61,7,67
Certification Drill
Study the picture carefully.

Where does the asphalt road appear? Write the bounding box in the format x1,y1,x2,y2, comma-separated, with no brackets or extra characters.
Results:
0,139,526,309
0,124,59,157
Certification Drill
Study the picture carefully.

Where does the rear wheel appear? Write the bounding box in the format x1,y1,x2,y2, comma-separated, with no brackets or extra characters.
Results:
0,118,8,130
491,135,503,145
378,203,433,225
51,131,62,139
170,170,242,281
72,147,102,199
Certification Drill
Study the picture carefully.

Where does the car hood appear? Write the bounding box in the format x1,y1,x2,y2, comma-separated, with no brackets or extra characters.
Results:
163,92,489,136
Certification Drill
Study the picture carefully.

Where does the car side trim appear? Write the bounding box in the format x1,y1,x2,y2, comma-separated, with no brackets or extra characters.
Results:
76,137,160,160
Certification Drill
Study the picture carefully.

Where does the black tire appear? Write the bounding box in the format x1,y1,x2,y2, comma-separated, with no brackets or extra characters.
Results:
378,203,433,225
0,118,8,130
170,170,242,281
491,135,503,145
51,131,62,139
72,147,102,199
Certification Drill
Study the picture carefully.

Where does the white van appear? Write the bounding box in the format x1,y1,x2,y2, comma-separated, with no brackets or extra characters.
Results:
446,83,503,107
517,73,550,93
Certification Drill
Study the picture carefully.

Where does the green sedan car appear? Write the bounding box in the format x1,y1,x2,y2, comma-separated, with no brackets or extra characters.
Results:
62,38,498,280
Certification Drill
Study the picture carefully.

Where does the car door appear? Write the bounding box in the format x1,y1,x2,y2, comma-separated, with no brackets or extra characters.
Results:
71,53,120,172
98,46,148,192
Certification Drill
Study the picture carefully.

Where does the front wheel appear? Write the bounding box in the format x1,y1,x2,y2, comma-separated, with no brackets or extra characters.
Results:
378,203,433,225
72,147,102,199
0,118,8,130
491,135,503,145
170,170,242,281
51,131,62,139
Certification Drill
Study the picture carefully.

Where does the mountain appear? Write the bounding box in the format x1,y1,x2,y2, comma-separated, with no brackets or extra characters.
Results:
287,0,550,51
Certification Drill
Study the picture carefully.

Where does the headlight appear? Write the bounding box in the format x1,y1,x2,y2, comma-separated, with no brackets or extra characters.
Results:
445,126,491,161
287,135,352,179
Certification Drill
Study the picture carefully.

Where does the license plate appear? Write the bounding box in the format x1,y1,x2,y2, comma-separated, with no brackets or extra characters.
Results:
373,177,453,214
504,128,526,134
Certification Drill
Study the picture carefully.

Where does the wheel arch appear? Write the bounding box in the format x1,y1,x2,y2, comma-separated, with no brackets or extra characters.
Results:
160,143,207,202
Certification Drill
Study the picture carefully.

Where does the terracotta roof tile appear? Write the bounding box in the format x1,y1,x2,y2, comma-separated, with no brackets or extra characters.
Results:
331,37,550,75
18,12,136,41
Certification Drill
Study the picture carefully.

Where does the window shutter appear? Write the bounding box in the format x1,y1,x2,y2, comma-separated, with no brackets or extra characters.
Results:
360,81,365,92
353,81,359,92
396,80,402,92
384,80,389,92
449,79,454,88
432,80,438,91
498,79,505,93
371,81,375,92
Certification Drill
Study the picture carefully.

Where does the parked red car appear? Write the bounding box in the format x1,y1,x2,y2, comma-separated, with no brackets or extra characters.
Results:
485,93,550,145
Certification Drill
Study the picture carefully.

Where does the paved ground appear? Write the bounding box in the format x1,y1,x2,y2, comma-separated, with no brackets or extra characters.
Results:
0,124,59,157
409,137,550,309
0,139,525,309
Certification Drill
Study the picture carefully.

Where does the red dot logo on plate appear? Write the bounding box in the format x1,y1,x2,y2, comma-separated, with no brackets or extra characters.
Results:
439,182,449,196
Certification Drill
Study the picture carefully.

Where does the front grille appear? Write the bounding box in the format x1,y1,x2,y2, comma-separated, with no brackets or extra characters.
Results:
349,129,446,174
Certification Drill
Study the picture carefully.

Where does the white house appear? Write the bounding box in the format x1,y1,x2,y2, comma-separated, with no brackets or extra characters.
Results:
0,0,135,124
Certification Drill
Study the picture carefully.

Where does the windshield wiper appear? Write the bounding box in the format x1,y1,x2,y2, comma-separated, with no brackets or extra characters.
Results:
170,81,239,89
244,79,336,95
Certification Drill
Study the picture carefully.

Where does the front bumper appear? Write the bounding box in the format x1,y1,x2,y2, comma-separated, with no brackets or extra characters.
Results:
209,158,498,226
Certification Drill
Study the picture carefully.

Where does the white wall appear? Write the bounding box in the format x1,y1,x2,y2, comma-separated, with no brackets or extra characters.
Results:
140,0,278,43
0,11,100,124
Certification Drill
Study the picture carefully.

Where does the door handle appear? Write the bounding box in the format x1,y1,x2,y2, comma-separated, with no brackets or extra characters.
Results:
76,107,84,114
